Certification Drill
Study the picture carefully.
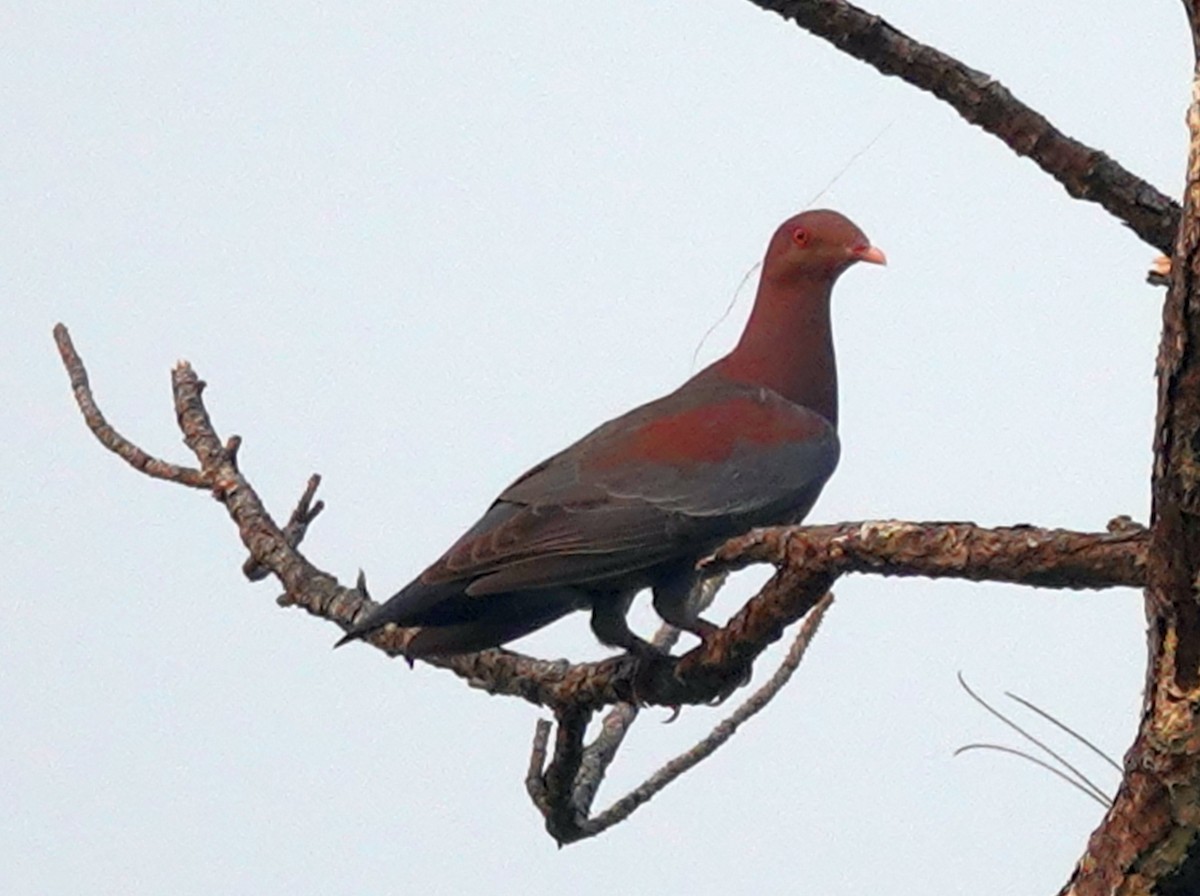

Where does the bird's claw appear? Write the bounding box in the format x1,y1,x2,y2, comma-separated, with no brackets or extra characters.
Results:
707,662,753,705
620,646,677,707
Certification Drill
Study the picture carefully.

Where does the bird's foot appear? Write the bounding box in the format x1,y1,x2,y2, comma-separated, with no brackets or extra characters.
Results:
689,618,720,645
706,665,753,706
671,633,754,705
615,645,678,707
669,620,720,685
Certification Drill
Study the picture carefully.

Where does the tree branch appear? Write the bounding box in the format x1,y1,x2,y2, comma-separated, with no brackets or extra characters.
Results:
57,321,1157,848
55,317,1150,716
54,325,210,489
539,705,592,843
524,719,553,812
242,474,325,581
567,621,684,821
748,0,1180,252
544,593,836,845
707,519,1149,591
1057,34,1200,895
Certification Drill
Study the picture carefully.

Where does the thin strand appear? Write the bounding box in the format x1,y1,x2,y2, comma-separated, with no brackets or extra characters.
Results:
1004,690,1122,774
957,673,1111,806
689,121,893,374
954,744,1112,808
689,262,760,372
804,120,895,207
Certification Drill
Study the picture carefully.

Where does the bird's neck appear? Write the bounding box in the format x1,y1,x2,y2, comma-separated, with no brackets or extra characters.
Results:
717,278,837,426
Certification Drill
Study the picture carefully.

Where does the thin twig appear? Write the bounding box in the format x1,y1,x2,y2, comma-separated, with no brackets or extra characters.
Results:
569,572,727,816
53,324,210,488
574,593,835,841
243,474,325,581
541,706,592,843
525,720,552,811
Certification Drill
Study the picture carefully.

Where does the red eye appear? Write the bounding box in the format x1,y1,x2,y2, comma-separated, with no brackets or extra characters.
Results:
791,227,810,247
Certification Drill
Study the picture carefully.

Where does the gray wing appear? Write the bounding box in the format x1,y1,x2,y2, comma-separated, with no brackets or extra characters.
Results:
419,379,839,594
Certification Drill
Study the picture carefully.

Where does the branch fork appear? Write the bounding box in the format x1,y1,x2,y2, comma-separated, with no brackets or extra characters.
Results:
55,321,1145,846
52,0,1200,883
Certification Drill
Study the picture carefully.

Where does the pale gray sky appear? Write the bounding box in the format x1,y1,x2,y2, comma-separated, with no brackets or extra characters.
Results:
3,2,1185,893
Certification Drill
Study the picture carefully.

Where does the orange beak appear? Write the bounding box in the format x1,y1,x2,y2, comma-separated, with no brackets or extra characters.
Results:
854,244,887,266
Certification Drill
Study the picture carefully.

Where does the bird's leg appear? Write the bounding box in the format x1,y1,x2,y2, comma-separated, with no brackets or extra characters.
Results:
589,593,660,658
591,593,682,710
652,567,719,644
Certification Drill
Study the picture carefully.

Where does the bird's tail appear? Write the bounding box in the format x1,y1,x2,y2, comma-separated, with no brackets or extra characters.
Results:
333,627,367,649
332,585,587,656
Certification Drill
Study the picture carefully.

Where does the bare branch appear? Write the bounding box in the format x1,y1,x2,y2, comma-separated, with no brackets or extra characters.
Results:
243,474,325,581
566,574,728,818
572,592,835,843
53,327,601,705
540,705,592,844
525,719,552,812
628,520,1148,711
528,595,833,845
749,0,1179,252
57,325,1148,718
568,703,640,819
54,324,209,489
568,623,680,819
708,520,1148,590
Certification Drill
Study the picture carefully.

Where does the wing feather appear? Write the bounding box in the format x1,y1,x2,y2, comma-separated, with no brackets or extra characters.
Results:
419,377,839,593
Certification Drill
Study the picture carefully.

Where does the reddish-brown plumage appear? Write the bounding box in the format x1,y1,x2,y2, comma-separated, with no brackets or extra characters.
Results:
336,209,884,658
585,396,830,469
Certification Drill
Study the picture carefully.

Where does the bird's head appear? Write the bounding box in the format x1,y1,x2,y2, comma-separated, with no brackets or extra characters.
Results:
764,209,886,284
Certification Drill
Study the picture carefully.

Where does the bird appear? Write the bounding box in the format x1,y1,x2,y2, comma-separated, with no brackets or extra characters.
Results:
336,209,884,659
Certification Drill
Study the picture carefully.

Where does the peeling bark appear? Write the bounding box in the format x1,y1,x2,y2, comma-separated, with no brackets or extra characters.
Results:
1057,47,1200,896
